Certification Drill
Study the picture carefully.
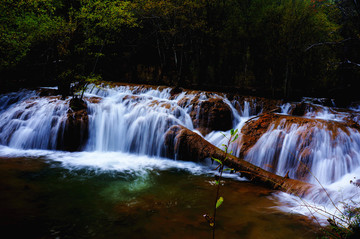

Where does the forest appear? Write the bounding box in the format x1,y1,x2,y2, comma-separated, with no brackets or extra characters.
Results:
1,0,359,103
1,1,360,238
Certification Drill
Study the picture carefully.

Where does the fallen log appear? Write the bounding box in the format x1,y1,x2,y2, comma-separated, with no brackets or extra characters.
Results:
164,125,314,197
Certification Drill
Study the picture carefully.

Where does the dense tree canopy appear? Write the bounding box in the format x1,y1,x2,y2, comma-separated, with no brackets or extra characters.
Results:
1,0,359,102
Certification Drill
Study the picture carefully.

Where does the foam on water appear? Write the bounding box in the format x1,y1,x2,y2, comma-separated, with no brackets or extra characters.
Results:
273,169,360,226
0,145,244,182
1,85,360,225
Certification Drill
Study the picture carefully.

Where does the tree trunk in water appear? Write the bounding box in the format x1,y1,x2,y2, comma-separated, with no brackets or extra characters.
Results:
165,125,314,197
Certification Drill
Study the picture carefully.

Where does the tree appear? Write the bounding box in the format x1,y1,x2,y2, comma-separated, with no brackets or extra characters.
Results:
0,0,64,70
248,0,339,98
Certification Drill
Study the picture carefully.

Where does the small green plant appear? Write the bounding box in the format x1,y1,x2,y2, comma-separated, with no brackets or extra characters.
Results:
201,128,360,239
72,73,102,99
204,128,239,239
319,178,360,239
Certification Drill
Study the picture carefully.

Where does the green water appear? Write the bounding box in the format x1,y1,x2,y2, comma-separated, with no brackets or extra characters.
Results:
0,157,318,239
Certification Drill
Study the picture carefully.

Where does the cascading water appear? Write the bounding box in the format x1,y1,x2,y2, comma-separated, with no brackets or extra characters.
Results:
245,121,360,185
85,87,193,156
0,84,359,226
0,95,68,149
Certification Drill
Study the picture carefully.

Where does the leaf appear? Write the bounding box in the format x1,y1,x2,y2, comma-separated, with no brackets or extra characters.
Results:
232,134,239,142
216,197,224,209
212,157,222,165
223,168,234,172
221,132,228,139
215,180,219,185
230,129,234,135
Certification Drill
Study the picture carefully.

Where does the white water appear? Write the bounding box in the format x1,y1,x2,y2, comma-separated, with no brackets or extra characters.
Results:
85,88,193,155
245,123,360,184
0,96,68,149
0,85,360,226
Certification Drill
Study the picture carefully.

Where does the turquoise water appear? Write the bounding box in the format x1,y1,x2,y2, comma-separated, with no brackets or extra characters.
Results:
0,156,318,239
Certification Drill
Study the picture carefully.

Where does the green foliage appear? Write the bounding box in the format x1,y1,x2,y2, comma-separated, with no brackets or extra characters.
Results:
215,197,223,209
212,157,222,165
0,0,65,69
75,0,137,46
75,73,103,99
248,0,340,97
321,200,360,238
0,0,139,91
1,0,358,99
321,178,360,238
205,128,239,238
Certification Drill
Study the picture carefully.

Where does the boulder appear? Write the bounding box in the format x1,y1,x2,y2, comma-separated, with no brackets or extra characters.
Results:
178,97,233,136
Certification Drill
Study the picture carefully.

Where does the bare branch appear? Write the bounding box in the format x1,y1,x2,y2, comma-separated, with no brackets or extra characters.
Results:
341,59,360,67
305,38,354,52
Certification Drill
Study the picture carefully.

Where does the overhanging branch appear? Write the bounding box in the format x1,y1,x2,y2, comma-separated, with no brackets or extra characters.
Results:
305,38,354,52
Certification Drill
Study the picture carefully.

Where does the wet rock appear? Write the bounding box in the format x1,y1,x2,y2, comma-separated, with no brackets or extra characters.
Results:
164,125,314,196
86,97,102,104
169,86,183,97
37,88,59,97
240,113,360,181
228,94,282,115
69,97,87,111
240,113,277,158
57,98,89,151
181,97,233,136
290,102,323,116
241,113,359,157
291,102,309,116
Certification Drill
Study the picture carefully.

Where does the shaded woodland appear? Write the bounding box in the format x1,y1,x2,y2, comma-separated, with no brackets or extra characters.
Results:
1,0,359,104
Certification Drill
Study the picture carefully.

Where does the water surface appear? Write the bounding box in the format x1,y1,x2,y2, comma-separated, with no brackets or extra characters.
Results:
0,155,318,239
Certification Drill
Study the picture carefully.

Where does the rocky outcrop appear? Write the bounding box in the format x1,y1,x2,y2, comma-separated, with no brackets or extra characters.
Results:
240,113,360,158
239,113,360,181
289,102,325,116
164,125,314,196
178,97,233,136
227,94,283,116
37,88,59,97
57,98,89,151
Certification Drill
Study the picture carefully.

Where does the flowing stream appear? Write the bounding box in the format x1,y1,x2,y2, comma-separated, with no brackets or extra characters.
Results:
0,84,359,238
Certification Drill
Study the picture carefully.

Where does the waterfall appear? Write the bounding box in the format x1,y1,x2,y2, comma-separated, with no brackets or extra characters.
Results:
1,84,360,224
1,85,360,190
0,89,37,112
0,94,68,150
244,121,360,185
85,89,193,155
